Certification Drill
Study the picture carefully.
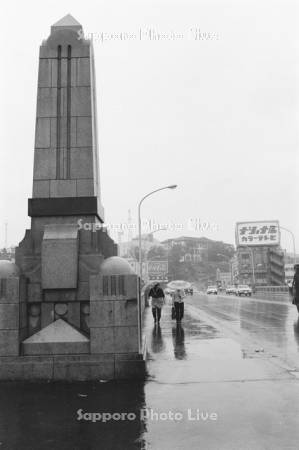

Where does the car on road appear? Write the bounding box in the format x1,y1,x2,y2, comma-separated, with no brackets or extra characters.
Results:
206,286,218,295
236,285,252,297
184,288,193,296
226,285,237,295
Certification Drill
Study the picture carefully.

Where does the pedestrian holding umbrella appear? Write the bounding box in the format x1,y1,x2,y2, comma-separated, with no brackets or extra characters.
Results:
167,280,191,290
171,288,185,323
148,283,165,324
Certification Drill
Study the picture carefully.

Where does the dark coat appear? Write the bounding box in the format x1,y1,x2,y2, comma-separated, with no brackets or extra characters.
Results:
148,287,165,299
292,273,299,305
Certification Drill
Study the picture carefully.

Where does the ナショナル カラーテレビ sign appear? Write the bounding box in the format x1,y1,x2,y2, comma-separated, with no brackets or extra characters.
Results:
235,221,280,247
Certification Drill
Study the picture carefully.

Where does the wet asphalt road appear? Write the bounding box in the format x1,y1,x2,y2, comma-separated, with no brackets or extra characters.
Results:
186,293,299,367
0,294,299,450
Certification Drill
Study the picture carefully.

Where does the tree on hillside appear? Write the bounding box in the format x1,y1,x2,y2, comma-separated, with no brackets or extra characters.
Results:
166,239,235,284
130,246,146,261
147,245,167,260
207,242,234,262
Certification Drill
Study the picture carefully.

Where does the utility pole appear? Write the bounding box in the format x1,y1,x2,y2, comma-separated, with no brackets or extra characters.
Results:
280,226,296,264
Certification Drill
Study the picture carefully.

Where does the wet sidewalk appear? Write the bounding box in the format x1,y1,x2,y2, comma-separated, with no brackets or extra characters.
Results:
144,299,288,383
141,299,299,449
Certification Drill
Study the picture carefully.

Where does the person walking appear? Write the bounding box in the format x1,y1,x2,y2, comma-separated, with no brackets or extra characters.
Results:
148,283,165,324
172,288,185,323
292,265,299,313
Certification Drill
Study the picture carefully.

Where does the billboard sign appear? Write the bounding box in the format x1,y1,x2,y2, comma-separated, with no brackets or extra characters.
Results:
147,261,168,282
235,221,280,247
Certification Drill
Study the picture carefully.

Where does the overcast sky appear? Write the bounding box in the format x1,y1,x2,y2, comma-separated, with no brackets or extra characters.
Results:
0,0,298,252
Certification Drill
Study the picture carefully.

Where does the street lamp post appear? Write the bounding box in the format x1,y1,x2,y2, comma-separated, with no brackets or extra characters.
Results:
138,185,177,282
137,184,177,350
280,226,296,264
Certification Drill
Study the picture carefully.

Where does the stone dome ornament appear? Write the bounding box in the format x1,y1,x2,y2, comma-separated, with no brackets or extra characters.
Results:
100,257,136,276
0,260,20,278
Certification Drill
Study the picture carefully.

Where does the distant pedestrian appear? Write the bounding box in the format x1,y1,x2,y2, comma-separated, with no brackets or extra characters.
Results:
149,283,165,324
172,288,185,323
292,265,299,313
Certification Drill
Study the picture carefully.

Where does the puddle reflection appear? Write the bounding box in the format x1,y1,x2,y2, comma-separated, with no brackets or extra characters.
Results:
151,325,165,354
172,324,187,360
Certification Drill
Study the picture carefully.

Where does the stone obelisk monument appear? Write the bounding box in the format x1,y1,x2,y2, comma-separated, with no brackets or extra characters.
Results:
30,14,104,221
0,15,145,379
16,14,117,331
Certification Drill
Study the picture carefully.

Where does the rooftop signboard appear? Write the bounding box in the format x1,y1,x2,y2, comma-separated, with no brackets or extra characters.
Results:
235,221,280,247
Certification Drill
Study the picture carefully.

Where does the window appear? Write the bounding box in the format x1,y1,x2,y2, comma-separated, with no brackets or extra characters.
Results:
241,254,249,260
111,276,117,295
0,279,6,298
118,276,125,295
103,276,109,295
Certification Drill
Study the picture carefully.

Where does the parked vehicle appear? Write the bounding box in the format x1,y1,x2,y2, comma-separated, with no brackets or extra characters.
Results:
184,287,194,296
236,285,252,296
206,286,218,295
226,285,237,295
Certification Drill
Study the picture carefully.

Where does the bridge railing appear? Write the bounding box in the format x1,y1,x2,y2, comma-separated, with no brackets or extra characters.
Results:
253,285,291,302
255,286,289,293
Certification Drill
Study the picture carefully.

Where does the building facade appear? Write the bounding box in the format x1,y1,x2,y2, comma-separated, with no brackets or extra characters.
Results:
219,271,233,287
0,247,15,262
236,246,285,286
284,263,294,285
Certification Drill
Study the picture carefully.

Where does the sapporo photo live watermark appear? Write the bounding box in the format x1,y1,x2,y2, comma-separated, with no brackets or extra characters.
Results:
77,217,219,233
77,27,220,43
77,408,219,423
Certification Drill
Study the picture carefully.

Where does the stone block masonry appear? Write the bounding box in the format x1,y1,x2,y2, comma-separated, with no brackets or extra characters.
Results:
1,15,146,381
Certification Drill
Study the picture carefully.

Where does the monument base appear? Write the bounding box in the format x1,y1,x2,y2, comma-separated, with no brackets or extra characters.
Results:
0,351,146,381
0,256,147,381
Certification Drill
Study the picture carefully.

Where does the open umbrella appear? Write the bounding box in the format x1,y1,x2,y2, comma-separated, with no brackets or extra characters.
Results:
167,280,191,290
